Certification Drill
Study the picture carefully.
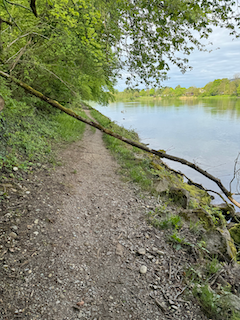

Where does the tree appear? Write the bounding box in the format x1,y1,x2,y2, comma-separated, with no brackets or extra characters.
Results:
237,84,240,96
149,88,155,96
174,86,186,97
140,89,146,96
0,0,240,103
0,0,119,103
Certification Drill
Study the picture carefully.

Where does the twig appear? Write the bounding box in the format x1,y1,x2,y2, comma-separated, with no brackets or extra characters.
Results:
168,258,172,280
150,296,167,313
0,17,13,26
175,256,182,269
230,152,240,193
10,38,31,72
209,269,223,286
6,32,49,49
38,65,77,95
5,0,32,11
18,60,77,95
174,286,187,299
3,0,21,31
205,189,229,205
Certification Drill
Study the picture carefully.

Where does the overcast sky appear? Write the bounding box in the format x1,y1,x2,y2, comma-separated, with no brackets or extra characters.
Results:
116,27,240,91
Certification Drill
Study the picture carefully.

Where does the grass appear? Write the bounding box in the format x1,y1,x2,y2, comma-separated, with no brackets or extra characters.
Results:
0,80,86,175
90,108,155,191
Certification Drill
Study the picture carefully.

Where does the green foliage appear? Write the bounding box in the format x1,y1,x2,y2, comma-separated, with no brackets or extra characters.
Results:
150,210,183,231
205,258,221,275
0,79,85,173
201,205,226,227
193,284,220,317
1,0,240,93
115,77,240,101
1,0,118,104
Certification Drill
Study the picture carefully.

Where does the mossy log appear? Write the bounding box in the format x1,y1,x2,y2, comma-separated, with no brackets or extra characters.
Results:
0,70,239,208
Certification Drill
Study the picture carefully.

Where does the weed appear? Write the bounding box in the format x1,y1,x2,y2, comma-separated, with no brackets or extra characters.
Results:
205,258,221,275
0,81,86,176
193,284,219,316
189,220,203,235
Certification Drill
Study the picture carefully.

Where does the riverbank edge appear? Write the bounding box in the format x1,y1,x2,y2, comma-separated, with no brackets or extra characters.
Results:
1,97,240,319
114,95,239,102
89,106,240,320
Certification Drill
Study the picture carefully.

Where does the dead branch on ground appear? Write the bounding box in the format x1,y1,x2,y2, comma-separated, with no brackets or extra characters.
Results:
0,70,239,208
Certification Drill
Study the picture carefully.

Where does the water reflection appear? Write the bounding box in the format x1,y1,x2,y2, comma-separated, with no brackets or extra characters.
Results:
94,98,240,205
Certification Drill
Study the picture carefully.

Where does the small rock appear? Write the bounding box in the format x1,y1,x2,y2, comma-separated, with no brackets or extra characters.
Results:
171,305,178,310
76,301,84,306
140,265,147,274
152,247,165,255
9,232,17,239
33,231,39,236
11,226,18,231
13,167,18,171
26,191,30,194
34,219,39,224
116,243,124,256
138,248,146,255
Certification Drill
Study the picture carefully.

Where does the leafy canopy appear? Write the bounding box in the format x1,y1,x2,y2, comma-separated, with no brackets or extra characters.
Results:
0,0,239,102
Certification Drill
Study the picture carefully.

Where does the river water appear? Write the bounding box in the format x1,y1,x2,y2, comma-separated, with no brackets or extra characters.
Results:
94,98,240,205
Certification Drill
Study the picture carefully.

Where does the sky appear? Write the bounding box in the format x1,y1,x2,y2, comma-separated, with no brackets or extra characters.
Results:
116,27,240,91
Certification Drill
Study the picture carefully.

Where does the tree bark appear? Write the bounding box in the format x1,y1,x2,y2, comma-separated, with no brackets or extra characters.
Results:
0,70,239,208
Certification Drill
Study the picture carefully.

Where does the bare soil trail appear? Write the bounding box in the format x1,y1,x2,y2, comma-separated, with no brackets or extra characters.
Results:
0,111,208,320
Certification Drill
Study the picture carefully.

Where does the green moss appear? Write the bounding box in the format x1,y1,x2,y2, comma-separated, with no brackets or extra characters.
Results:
229,224,240,245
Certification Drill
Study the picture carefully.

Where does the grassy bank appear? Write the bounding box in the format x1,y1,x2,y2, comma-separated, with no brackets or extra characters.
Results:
114,95,239,102
0,80,86,178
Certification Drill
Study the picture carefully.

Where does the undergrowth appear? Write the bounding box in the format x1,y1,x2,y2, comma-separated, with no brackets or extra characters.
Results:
90,108,155,190
0,80,86,176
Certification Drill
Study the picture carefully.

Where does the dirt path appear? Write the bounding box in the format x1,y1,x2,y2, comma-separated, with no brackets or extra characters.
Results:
0,112,208,320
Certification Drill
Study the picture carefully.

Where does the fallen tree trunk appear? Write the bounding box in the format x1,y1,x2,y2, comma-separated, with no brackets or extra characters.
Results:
0,70,239,208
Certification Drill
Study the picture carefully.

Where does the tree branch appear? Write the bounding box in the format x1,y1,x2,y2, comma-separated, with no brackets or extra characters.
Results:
0,17,13,26
0,70,239,208
230,152,240,193
6,32,49,49
16,60,77,95
9,39,31,72
5,0,32,12
3,0,22,31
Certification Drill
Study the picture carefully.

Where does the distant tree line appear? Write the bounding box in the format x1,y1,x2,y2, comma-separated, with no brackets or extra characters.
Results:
115,75,240,100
